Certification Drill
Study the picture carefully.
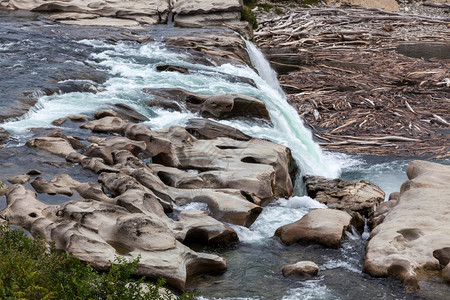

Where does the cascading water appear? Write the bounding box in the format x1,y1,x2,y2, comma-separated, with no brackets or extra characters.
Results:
244,40,341,179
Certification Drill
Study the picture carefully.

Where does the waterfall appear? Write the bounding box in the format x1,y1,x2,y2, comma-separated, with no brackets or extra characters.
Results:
244,40,341,180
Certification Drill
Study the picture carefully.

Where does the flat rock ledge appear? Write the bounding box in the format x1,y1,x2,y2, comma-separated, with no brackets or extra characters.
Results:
1,107,297,290
275,208,352,249
1,0,248,32
364,160,450,291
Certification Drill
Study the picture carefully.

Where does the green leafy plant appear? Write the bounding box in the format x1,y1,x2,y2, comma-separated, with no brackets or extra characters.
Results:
0,226,194,299
242,5,258,30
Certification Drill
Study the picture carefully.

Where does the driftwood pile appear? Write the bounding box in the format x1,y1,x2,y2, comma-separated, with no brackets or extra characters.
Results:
254,4,449,159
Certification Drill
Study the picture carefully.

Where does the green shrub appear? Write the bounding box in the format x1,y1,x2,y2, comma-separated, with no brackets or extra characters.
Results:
0,225,194,300
241,5,258,30
257,3,274,11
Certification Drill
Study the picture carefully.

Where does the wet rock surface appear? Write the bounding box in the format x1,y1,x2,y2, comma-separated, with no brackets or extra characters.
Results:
275,208,352,248
282,261,319,280
0,184,227,291
364,160,450,291
304,176,385,230
144,88,271,121
0,106,295,289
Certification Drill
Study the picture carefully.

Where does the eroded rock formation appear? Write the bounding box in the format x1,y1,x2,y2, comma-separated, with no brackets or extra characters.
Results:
4,106,297,289
0,184,227,291
364,160,450,291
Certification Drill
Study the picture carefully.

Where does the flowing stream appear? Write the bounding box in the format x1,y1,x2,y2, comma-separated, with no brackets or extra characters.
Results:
1,11,449,299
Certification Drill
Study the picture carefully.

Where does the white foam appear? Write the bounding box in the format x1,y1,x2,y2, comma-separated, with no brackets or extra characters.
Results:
282,280,336,300
230,197,325,244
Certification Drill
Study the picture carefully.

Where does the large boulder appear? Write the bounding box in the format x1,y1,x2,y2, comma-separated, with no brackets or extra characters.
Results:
275,208,352,248
364,161,450,291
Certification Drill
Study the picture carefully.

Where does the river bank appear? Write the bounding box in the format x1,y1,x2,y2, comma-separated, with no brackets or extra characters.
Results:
0,1,449,299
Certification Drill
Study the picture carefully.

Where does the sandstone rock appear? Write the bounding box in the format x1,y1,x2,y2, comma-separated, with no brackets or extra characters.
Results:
8,174,30,184
364,160,450,290
156,64,190,74
27,169,42,175
31,173,80,196
144,88,270,121
76,182,113,203
304,176,384,216
84,136,147,164
51,117,68,126
185,118,251,141
282,261,319,279
26,137,76,158
149,164,205,189
371,196,398,229
173,0,243,28
328,0,400,12
443,264,450,283
164,34,250,65
433,247,450,268
174,210,239,245
275,208,352,248
155,127,293,201
304,175,384,230
59,17,143,28
80,116,129,133
80,157,120,174
112,103,149,123
68,115,89,122
169,187,262,227
3,0,171,27
0,184,226,291
94,109,120,119
46,131,86,149
0,127,10,144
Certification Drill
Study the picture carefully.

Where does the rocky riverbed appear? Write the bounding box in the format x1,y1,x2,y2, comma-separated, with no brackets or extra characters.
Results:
0,1,450,299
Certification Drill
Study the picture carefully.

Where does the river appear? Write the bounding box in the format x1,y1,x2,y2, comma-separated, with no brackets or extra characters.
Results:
0,11,448,300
